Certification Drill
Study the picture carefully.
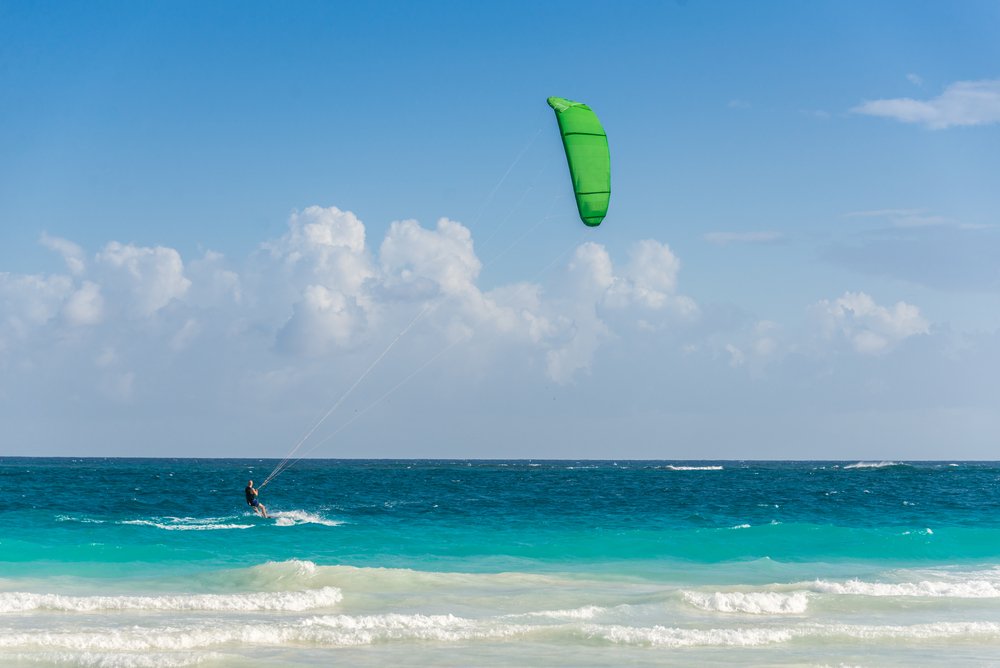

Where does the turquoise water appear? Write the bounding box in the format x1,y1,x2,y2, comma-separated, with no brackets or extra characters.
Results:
3,459,1000,666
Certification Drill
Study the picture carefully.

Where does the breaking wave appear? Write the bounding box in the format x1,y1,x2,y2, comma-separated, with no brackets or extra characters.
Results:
681,590,810,614
811,578,1000,598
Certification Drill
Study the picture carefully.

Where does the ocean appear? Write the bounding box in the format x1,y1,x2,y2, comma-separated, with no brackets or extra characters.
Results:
2,458,1000,666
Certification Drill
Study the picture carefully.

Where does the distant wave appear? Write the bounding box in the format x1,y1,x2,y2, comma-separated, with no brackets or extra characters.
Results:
843,461,907,470
681,591,809,615
662,465,723,471
0,586,343,613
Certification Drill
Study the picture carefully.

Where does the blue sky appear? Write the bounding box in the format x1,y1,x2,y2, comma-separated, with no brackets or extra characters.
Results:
2,1,999,458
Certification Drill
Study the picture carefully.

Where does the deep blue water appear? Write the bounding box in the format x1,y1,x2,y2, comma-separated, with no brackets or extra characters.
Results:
4,458,1000,575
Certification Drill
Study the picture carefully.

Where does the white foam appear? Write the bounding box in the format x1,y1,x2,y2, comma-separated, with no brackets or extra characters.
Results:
682,591,810,614
0,613,529,650
586,621,1000,647
506,605,604,621
119,517,253,531
730,524,751,530
0,587,343,613
662,465,723,471
843,461,905,469
812,578,1000,598
7,651,226,667
271,510,343,527
587,623,795,647
55,515,106,524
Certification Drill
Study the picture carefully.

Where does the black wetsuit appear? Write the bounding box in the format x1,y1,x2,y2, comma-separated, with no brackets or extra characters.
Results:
245,486,259,507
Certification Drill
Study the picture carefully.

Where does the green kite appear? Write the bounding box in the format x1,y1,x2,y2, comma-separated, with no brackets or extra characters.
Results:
547,96,610,227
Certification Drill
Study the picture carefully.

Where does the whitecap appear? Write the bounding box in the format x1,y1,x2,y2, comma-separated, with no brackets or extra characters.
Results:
270,510,343,527
681,590,809,614
843,461,905,469
586,623,795,647
504,605,604,621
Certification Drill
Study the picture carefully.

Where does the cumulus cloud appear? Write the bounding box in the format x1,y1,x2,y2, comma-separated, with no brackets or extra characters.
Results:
265,205,372,293
276,285,368,355
62,281,104,326
96,242,191,317
540,240,698,382
852,79,1000,129
3,203,966,458
0,272,74,340
380,217,480,298
813,291,929,354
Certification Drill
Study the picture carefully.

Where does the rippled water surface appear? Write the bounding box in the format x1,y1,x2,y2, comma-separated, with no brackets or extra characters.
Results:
3,458,1000,666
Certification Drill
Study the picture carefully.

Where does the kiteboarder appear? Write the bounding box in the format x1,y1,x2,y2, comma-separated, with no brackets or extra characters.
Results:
245,480,268,518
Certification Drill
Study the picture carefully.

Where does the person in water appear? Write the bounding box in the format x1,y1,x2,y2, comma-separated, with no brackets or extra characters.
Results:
245,480,268,518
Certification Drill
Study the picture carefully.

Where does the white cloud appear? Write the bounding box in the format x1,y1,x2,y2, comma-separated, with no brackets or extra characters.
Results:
187,251,242,307
380,218,481,298
704,231,783,245
621,240,681,306
800,109,831,121
597,240,697,317
96,242,191,317
62,281,104,326
265,205,373,296
276,284,367,355
170,318,201,352
543,240,698,382
906,73,923,86
725,343,745,368
41,233,86,275
852,79,1000,129
844,208,923,219
4,203,975,459
843,208,991,231
0,272,74,340
814,291,929,354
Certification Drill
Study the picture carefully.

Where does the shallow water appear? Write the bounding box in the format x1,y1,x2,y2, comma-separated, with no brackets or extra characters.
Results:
2,458,1000,666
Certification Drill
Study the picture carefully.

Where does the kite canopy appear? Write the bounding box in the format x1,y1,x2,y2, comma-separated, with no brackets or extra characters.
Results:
547,96,610,227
